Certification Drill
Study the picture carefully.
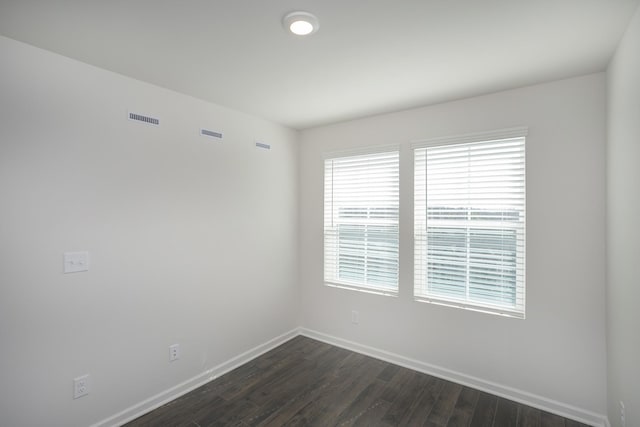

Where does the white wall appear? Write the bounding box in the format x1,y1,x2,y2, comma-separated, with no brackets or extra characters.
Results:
299,74,607,419
0,27,621,426
0,36,299,427
606,4,640,427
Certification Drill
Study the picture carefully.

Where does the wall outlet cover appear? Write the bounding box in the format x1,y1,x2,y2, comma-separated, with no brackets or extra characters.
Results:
73,374,90,399
64,251,89,273
351,310,359,324
169,344,180,362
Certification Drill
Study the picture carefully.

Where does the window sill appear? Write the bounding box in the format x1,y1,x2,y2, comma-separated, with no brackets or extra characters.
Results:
325,281,398,297
414,296,525,319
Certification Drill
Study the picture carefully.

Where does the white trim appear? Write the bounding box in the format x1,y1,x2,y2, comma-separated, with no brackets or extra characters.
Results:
92,327,606,427
323,143,400,159
299,328,606,427
92,328,300,427
325,281,398,297
410,126,528,149
414,296,525,320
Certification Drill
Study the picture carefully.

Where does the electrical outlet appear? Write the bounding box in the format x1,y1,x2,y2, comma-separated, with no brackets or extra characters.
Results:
620,401,626,427
73,374,90,399
351,310,359,324
64,251,89,274
169,344,180,362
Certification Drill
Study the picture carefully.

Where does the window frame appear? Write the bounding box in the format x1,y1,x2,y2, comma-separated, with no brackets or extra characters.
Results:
323,146,400,296
412,128,527,318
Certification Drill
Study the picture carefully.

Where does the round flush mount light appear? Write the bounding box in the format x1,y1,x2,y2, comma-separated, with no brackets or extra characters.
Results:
283,11,319,36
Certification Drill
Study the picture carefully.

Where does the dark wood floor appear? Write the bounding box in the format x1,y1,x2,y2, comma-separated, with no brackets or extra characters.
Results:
125,336,590,427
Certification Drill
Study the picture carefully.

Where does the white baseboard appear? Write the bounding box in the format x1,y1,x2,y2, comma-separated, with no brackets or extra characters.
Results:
92,328,300,427
93,327,608,427
299,328,607,427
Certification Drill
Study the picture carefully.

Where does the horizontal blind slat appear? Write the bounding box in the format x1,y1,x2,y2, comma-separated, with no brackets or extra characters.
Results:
325,150,400,291
414,136,525,318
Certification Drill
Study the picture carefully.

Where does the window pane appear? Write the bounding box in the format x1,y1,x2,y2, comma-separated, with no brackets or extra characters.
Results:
325,150,399,293
337,224,365,283
414,134,525,317
366,225,399,288
468,228,517,306
427,227,466,298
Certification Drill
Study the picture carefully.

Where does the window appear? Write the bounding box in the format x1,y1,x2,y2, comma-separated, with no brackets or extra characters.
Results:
324,149,399,294
414,129,526,317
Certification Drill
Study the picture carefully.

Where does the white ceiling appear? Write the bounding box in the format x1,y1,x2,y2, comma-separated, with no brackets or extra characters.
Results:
0,1,638,129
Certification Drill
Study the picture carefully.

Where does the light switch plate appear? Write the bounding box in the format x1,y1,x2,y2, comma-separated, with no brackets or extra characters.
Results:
64,251,89,273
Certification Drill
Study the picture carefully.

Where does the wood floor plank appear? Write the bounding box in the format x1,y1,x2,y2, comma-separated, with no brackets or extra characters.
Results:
492,398,519,427
315,356,387,426
540,411,566,427
243,357,318,406
379,367,415,403
425,380,463,426
336,378,386,426
222,348,307,401
278,354,386,426
200,398,259,427
398,376,445,426
246,347,355,425
447,386,480,427
123,336,592,427
248,368,336,426
377,363,400,382
299,339,334,361
351,399,394,427
253,336,306,368
395,375,439,425
333,379,388,426
127,393,227,426
469,391,498,427
201,361,259,395
175,395,229,427
381,371,431,425
518,406,541,427
244,364,327,424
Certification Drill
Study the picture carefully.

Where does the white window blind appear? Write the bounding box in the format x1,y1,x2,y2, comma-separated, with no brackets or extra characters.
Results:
324,150,399,294
414,133,526,317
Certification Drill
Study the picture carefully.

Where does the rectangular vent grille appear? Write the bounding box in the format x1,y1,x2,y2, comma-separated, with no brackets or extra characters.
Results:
129,112,159,126
201,129,223,139
255,142,271,150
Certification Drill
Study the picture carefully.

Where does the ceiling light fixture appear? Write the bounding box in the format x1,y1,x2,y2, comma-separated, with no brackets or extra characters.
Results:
283,11,319,36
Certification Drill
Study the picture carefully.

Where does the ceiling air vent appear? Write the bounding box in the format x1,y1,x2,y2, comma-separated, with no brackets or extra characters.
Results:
255,142,271,150
128,112,159,126
200,129,223,139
